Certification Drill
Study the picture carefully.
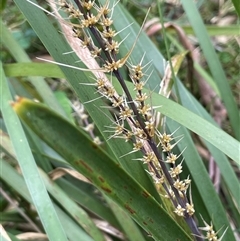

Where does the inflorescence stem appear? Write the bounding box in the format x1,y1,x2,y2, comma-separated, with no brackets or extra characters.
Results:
54,0,221,240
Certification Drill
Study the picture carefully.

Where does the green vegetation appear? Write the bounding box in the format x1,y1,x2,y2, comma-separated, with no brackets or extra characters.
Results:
1,1,239,241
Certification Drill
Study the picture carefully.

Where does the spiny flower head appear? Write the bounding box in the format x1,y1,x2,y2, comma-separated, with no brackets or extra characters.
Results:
134,82,144,91
133,127,147,140
82,13,98,27
131,64,144,80
104,59,125,72
173,179,188,192
96,78,107,90
144,121,155,137
59,0,82,18
143,152,157,164
55,1,219,239
160,132,173,144
165,153,178,163
174,204,185,217
137,103,151,116
186,203,195,216
135,92,148,102
169,162,183,177
114,123,124,135
112,96,124,107
105,40,119,53
101,16,113,27
199,219,227,241
82,0,95,10
102,28,115,38
133,140,143,151
119,106,133,120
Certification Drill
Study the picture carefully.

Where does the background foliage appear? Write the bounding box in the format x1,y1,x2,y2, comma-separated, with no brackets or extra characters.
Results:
1,0,239,241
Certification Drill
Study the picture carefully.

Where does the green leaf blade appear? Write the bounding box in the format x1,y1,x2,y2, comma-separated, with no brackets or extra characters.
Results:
13,97,193,241
0,63,68,241
181,0,240,140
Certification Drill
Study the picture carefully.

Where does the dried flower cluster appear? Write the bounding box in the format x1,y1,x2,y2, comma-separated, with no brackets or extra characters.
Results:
52,0,226,240
72,100,101,144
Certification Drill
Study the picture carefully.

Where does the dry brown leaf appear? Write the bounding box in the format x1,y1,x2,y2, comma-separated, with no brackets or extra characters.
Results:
49,167,91,183
16,232,48,241
93,219,124,240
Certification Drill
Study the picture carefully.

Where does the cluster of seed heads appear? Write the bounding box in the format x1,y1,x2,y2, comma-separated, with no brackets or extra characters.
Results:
57,1,225,240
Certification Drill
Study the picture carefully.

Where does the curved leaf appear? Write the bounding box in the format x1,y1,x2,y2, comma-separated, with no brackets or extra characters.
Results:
181,0,239,140
0,63,68,241
13,97,193,241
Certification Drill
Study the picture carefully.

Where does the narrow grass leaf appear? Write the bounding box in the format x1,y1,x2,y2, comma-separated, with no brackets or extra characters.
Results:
194,63,220,96
176,80,240,208
54,205,95,241
57,179,120,229
105,197,147,241
0,64,68,241
181,0,240,140
39,169,106,241
3,63,64,78
176,25,240,36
